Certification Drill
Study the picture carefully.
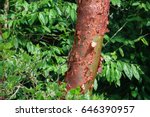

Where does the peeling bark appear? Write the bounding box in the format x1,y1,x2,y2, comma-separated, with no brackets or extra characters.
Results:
65,0,110,93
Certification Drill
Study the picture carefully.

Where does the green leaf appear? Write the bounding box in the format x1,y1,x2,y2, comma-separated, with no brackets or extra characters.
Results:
0,43,4,50
3,42,14,50
141,38,149,46
38,12,46,25
131,90,138,98
115,69,122,86
131,88,138,98
2,31,10,40
94,79,98,91
119,48,124,57
104,34,110,41
117,61,123,71
27,42,34,53
42,26,51,33
111,0,121,7
131,64,140,80
56,6,62,16
28,13,37,25
70,9,76,22
110,62,115,82
0,35,2,41
123,63,133,80
106,64,111,82
111,51,117,60
147,21,150,26
101,65,106,77
132,2,140,6
0,62,3,78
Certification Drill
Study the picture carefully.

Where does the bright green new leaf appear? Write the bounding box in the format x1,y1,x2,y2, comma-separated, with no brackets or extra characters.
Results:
2,31,10,40
141,38,149,46
3,42,14,50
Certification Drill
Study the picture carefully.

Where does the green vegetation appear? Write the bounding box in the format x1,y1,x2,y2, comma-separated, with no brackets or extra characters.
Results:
0,0,150,100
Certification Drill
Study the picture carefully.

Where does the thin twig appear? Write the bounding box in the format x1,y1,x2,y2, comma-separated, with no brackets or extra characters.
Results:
104,22,127,47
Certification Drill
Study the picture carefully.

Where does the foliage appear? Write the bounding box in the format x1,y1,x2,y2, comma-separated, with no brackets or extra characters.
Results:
0,0,150,100
0,0,76,99
95,0,150,99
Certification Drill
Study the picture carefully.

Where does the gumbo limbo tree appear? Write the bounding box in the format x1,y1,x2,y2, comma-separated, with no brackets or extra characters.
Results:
65,0,110,93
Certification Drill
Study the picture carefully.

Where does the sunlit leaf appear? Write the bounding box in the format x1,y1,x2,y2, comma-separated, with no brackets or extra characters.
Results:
94,79,98,91
123,63,133,80
42,26,51,33
111,0,121,7
115,69,122,86
110,62,115,82
119,48,124,57
141,38,149,46
106,64,111,82
131,64,140,80
38,12,46,25
117,61,123,71
2,31,10,40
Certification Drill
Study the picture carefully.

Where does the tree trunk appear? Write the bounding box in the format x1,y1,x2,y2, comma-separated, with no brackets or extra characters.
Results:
65,0,110,93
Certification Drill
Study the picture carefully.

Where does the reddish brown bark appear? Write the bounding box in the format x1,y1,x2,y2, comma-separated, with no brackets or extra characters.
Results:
65,0,110,93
